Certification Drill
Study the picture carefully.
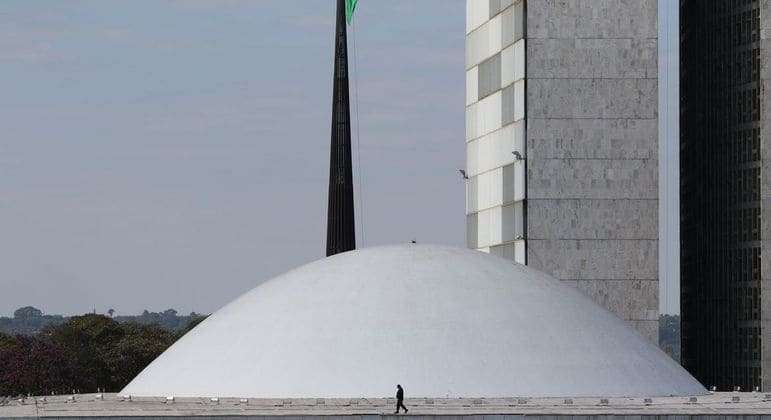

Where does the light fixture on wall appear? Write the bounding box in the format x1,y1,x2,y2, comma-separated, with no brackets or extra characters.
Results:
458,169,469,180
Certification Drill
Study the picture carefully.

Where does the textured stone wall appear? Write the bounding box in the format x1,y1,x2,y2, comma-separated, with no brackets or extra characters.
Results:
524,0,659,341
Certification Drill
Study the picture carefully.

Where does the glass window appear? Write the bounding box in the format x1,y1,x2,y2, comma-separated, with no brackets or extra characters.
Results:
477,53,502,99
466,213,478,249
501,1,523,48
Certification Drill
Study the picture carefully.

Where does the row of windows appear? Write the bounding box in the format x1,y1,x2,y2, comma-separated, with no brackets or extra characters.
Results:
694,49,759,89
466,121,524,178
729,206,762,243
731,128,761,164
737,281,761,323
679,0,763,391
466,201,524,249
680,247,760,284
691,87,761,128
465,82,525,141
466,1,524,69
734,48,760,85
686,3,760,47
681,128,760,169
680,206,760,243
731,8,761,46
729,167,762,204
466,1,527,263
735,326,761,361
688,47,759,86
467,0,524,35
733,87,762,124
466,162,525,214
466,40,525,106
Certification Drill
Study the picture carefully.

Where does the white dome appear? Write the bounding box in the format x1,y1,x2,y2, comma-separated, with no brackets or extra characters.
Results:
122,245,705,398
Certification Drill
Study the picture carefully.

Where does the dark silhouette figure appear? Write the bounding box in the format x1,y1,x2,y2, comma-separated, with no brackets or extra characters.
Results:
395,384,408,414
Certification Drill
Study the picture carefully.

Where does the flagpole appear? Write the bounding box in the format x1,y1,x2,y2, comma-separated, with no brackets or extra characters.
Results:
326,0,356,256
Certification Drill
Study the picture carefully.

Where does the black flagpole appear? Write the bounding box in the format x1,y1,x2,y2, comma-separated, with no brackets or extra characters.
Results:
326,0,356,256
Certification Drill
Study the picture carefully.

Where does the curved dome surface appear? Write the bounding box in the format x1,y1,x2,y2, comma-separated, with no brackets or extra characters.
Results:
122,245,705,398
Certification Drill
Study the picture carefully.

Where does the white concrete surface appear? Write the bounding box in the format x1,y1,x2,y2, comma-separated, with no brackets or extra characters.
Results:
121,245,705,398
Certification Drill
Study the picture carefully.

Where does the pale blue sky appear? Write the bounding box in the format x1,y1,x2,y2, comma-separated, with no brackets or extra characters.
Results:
0,1,680,316
658,0,679,315
0,1,465,316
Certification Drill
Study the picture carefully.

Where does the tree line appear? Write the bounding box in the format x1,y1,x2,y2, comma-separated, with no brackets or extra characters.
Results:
0,306,205,336
0,311,206,397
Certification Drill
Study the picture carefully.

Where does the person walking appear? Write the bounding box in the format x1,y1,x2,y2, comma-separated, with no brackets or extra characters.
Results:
395,384,408,414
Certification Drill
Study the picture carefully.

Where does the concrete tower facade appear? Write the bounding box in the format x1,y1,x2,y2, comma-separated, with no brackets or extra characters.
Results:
465,0,659,341
465,0,527,263
680,0,770,391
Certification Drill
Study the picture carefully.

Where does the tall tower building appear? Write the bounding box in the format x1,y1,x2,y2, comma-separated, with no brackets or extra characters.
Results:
327,0,356,257
680,0,769,391
465,0,659,341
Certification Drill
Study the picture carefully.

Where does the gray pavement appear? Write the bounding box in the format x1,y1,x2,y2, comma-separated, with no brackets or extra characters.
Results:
2,393,771,418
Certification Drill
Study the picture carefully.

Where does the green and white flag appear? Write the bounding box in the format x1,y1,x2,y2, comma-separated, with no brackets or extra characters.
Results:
345,0,358,24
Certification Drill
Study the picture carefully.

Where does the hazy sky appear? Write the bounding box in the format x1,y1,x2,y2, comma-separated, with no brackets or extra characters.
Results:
0,1,680,317
0,1,466,316
658,0,679,315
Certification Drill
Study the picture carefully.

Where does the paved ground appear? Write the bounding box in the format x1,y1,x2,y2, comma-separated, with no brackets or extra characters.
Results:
2,393,771,417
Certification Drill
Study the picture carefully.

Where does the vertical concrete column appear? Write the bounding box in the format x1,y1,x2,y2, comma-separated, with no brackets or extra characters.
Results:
524,0,660,342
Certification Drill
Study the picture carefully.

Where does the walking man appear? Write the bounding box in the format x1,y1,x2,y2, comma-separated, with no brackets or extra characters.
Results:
395,384,408,414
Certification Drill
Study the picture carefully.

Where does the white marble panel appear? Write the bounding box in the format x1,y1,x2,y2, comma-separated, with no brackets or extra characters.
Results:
466,122,525,177
465,91,502,141
466,14,502,69
466,0,490,34
466,66,479,106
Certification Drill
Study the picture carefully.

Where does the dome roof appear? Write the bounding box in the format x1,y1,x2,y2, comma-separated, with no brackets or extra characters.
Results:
122,245,705,398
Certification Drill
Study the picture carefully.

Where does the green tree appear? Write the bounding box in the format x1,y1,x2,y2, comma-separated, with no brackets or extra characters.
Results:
175,314,207,339
0,334,75,397
0,310,207,396
45,314,125,392
0,332,16,351
0,307,66,336
105,323,175,387
13,306,43,320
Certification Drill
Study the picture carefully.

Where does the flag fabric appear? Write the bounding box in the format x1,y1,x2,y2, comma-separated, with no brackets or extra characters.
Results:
345,0,358,24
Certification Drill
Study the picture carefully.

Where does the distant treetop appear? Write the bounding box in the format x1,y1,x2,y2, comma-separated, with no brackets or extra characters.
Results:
13,306,43,320
1,307,207,337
